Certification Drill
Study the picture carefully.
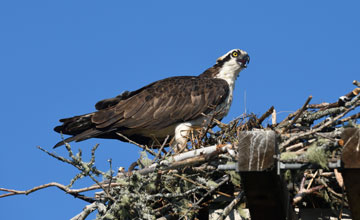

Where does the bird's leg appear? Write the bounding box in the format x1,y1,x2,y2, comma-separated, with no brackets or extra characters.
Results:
174,140,188,154
173,123,192,153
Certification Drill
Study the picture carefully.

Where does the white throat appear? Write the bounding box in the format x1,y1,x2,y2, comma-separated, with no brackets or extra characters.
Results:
214,63,243,118
216,66,241,91
216,60,243,94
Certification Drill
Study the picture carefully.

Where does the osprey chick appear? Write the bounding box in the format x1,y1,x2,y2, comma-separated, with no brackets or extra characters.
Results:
54,49,250,149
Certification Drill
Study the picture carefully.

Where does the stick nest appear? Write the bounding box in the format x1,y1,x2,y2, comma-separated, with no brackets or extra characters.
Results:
2,81,360,220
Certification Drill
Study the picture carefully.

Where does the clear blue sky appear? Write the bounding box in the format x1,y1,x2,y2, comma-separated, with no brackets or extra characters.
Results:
1,1,359,219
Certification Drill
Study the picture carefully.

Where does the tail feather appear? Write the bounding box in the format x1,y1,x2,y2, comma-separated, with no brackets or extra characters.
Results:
54,113,94,135
53,128,105,148
53,136,79,148
54,113,101,148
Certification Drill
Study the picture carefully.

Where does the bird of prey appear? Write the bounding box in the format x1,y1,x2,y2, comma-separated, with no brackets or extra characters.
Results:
54,49,250,150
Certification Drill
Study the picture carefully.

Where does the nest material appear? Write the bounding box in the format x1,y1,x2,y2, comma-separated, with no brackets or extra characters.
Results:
4,81,359,220
79,84,359,220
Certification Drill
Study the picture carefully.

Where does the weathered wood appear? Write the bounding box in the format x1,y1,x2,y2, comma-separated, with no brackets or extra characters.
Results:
298,208,352,220
237,131,297,220
341,128,360,168
342,169,360,220
241,171,297,220
341,128,360,220
237,130,277,171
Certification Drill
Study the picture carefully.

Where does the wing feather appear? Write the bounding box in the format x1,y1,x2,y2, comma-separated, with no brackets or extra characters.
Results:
54,76,230,148
92,77,229,131
153,95,174,119
123,98,146,119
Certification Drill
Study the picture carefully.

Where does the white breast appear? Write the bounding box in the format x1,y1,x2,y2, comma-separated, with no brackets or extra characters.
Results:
214,64,241,119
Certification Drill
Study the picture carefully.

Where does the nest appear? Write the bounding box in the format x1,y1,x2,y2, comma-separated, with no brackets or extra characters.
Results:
2,81,360,220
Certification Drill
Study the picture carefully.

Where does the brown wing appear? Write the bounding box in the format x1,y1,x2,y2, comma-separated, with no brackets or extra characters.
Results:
91,76,229,130
54,76,229,148
94,91,131,110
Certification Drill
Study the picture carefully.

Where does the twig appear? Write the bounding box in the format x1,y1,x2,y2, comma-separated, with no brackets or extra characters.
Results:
71,201,106,220
107,158,113,194
37,146,74,166
146,186,204,200
334,169,344,188
258,106,274,125
90,144,99,165
37,145,105,177
319,178,343,198
293,185,324,205
285,139,316,151
306,170,318,190
280,105,356,149
213,118,228,128
200,112,217,141
173,173,207,189
334,112,360,126
277,106,306,128
116,132,156,156
39,145,116,202
193,175,229,207
216,191,244,220
272,108,277,125
339,182,346,220
307,102,331,109
353,80,360,87
152,135,169,163
293,173,324,205
306,172,333,178
0,182,122,200
174,173,232,198
282,96,312,133
308,88,360,110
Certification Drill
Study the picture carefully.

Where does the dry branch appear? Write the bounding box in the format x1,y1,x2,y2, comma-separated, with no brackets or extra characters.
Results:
353,80,360,87
258,105,274,124
0,182,122,201
282,95,312,133
116,132,156,156
71,202,106,220
216,192,244,220
279,104,357,149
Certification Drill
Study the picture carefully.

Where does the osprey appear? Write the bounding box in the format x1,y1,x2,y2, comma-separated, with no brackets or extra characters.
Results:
54,49,250,149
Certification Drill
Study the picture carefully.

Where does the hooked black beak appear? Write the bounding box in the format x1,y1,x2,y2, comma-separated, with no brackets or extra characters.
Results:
238,54,250,68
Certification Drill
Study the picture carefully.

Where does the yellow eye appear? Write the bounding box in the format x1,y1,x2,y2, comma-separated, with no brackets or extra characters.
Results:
232,51,238,57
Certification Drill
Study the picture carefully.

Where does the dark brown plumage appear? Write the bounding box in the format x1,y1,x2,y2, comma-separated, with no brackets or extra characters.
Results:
54,75,229,148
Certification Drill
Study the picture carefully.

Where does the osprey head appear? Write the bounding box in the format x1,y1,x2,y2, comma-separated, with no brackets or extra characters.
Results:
207,49,250,83
198,49,249,81
216,49,250,69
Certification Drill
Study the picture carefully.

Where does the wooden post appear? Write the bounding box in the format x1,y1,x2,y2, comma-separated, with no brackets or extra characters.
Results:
237,131,297,220
341,128,360,220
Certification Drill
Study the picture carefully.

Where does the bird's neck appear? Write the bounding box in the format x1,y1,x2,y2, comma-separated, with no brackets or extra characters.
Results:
215,64,241,92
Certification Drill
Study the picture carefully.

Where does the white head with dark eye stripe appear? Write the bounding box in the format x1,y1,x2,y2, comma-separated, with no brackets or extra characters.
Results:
215,49,250,87
216,49,250,69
